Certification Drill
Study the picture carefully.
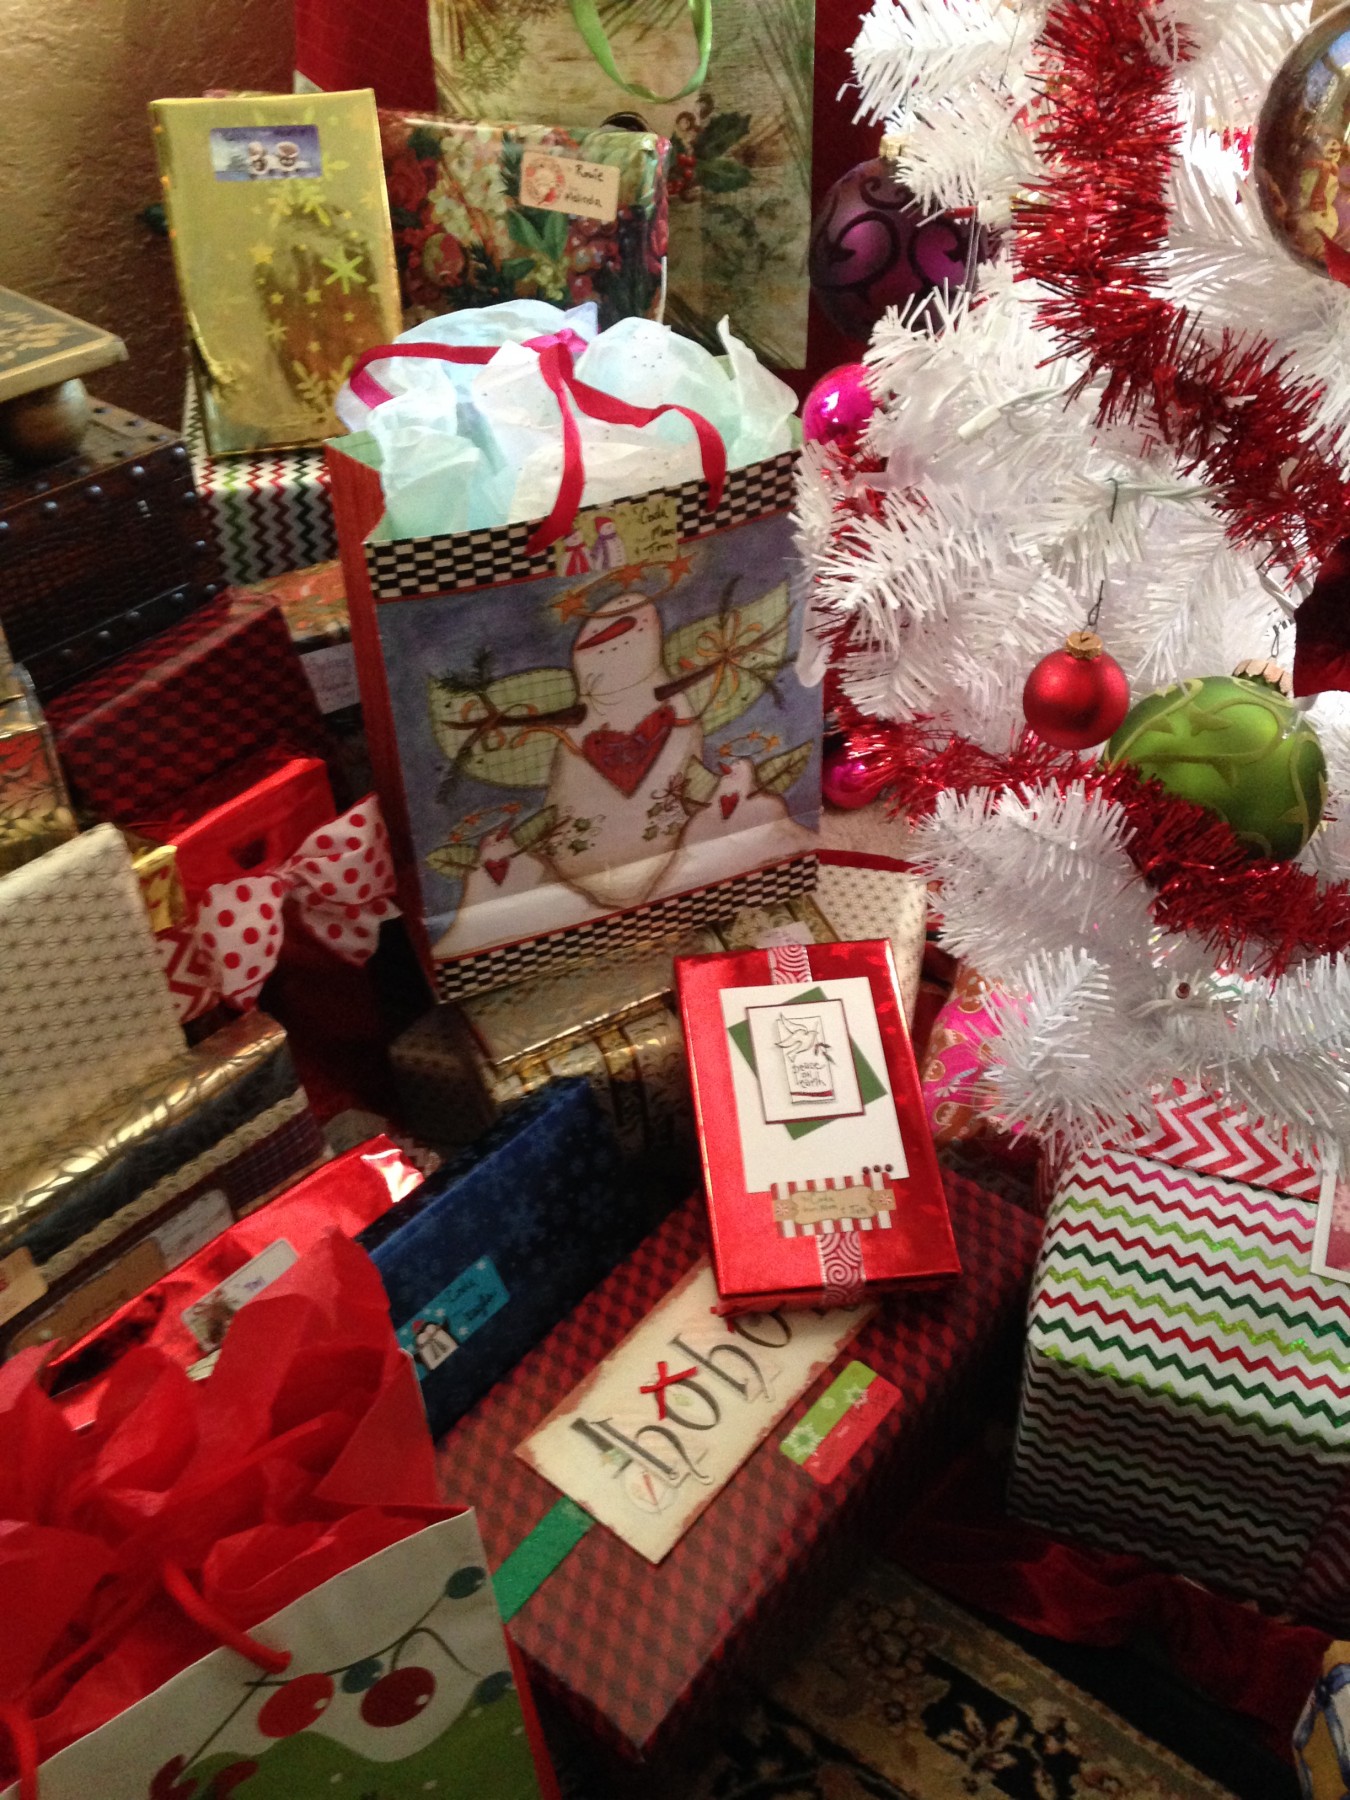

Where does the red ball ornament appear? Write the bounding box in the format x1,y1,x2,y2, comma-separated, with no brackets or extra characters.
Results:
1023,632,1131,751
808,151,986,341
822,738,895,809
360,1664,437,1728
257,1673,334,1738
802,363,876,447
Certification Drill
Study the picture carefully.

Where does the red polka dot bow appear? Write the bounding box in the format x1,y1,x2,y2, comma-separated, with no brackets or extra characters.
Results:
194,797,400,1007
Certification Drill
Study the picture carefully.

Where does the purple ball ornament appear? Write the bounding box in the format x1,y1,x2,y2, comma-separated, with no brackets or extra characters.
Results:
802,362,877,447
809,147,986,342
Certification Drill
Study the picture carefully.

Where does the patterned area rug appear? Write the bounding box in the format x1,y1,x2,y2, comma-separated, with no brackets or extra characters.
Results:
560,1561,1235,1799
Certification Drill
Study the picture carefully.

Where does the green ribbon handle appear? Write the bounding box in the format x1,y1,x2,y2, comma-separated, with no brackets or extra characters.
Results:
568,0,713,106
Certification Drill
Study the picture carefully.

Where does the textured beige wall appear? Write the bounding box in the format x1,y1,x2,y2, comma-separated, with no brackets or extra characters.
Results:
0,0,294,430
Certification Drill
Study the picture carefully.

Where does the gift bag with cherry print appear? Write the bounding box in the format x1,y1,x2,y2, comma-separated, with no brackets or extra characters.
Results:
0,1513,550,1800
0,1232,557,1800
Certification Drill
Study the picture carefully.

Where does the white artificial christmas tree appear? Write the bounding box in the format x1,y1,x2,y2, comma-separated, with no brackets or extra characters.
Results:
800,0,1350,1162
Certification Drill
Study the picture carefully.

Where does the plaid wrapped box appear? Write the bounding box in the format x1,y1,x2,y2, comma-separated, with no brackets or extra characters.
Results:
1008,1087,1350,1630
361,1078,678,1438
186,390,337,587
0,1008,326,1358
45,592,332,823
436,1178,1042,1765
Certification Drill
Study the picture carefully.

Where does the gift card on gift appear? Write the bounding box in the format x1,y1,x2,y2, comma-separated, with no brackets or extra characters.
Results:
181,1239,297,1350
723,977,907,1189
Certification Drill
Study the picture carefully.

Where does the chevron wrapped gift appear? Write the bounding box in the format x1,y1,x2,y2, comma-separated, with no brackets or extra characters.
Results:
1007,1094,1350,1630
186,389,337,586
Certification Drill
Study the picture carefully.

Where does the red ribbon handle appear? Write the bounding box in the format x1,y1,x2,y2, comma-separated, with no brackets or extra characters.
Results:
348,334,727,556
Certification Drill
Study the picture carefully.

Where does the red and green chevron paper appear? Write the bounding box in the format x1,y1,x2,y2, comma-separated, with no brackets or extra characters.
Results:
1010,1140,1350,1632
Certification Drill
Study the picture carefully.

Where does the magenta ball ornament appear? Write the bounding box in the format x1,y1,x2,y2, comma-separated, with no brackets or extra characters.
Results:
802,363,877,447
1023,633,1131,751
808,156,985,341
822,739,893,809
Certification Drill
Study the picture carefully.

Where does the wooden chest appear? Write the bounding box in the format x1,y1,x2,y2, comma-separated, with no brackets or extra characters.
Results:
0,399,224,697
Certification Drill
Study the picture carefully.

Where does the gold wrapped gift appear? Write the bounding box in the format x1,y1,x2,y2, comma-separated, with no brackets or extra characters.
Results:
0,669,76,876
124,832,188,934
151,91,400,454
391,895,840,1156
0,1009,325,1354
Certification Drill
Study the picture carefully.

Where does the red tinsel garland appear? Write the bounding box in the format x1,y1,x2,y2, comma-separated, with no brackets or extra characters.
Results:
1017,0,1350,576
835,707,1350,977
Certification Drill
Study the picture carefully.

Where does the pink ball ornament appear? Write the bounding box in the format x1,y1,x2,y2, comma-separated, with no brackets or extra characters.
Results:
802,363,877,447
822,739,895,809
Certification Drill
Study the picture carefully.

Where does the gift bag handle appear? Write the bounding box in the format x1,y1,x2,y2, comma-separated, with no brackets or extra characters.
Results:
348,335,727,556
0,1571,290,1800
570,0,712,105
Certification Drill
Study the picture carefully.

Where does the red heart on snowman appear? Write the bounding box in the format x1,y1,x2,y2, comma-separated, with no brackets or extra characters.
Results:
580,704,677,797
483,858,511,886
719,793,740,820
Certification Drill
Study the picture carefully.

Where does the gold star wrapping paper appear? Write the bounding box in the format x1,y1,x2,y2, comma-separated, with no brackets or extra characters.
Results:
150,91,400,455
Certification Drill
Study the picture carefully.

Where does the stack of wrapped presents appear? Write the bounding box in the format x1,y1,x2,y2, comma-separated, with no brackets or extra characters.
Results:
9,10,1350,1796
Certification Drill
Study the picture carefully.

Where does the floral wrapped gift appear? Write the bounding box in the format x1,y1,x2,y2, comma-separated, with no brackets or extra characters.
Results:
381,113,669,329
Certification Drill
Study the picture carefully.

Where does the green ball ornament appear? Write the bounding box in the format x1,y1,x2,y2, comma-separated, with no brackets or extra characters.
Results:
1104,662,1327,861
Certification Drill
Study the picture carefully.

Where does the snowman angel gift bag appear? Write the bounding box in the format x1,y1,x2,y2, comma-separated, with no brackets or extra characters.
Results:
327,304,820,1000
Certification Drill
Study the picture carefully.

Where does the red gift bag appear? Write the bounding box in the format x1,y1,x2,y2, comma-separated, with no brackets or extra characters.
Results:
0,1234,557,1799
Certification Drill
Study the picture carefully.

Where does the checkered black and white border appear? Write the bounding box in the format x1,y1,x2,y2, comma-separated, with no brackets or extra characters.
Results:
433,854,819,1003
365,452,800,601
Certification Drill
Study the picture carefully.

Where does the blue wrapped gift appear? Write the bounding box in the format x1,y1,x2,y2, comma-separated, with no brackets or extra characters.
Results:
362,1077,679,1438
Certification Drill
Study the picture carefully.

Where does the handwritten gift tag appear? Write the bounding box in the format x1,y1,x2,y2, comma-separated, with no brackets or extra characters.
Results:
520,151,621,223
517,1261,870,1563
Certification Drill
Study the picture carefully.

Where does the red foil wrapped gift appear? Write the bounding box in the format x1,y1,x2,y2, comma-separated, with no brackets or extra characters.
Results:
677,938,960,1312
47,1136,425,1426
46,591,332,822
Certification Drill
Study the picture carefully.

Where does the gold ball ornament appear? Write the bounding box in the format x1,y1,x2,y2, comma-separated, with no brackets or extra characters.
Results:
0,379,90,466
1255,2,1350,279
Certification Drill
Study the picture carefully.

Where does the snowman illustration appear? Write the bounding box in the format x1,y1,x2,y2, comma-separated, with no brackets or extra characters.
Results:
590,514,625,571
561,527,592,576
426,557,816,955
412,1317,458,1371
